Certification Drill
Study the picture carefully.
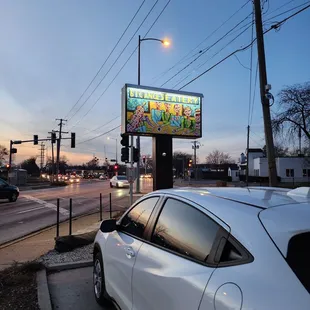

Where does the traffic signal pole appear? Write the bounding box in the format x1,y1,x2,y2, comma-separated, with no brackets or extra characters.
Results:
130,135,134,205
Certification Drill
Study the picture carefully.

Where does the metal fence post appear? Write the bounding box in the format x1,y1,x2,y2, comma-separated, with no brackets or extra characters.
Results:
109,193,112,219
100,193,103,221
69,198,72,235
56,198,60,238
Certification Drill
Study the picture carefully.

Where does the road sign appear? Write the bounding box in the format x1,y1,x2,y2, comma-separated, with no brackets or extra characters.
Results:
126,167,136,183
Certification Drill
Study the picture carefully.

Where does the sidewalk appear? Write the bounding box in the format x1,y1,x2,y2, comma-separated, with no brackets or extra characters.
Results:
0,195,138,270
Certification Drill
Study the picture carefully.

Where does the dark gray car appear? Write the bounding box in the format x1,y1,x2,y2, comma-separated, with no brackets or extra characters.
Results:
0,178,19,202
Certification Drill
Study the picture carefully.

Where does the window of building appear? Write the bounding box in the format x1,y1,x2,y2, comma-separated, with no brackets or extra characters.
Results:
152,198,220,262
120,197,159,239
303,169,310,177
286,169,294,177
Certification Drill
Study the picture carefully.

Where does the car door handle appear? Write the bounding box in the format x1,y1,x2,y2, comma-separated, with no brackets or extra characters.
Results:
125,247,135,259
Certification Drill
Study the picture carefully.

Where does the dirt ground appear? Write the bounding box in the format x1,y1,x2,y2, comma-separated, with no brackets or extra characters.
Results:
0,261,42,310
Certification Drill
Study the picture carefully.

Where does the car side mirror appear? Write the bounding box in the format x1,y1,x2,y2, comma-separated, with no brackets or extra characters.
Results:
100,219,117,233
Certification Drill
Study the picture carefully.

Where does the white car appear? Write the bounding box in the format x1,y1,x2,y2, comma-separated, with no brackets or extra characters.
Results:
93,187,310,310
110,175,129,188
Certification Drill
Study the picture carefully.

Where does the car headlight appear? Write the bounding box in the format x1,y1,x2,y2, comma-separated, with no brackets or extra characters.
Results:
70,179,74,183
76,179,80,182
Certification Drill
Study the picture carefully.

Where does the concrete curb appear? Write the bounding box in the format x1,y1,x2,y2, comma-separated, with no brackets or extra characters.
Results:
47,260,93,272
37,269,52,310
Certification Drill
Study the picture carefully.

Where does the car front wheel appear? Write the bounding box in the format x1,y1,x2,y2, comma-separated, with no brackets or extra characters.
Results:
9,192,18,202
93,252,111,306
110,182,113,188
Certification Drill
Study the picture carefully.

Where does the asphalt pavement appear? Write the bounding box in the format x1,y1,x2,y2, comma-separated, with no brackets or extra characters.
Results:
0,179,153,245
48,267,116,310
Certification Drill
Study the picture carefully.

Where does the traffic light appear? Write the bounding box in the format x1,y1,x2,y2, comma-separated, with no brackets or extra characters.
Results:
121,147,129,163
51,132,56,144
11,148,17,154
120,133,129,147
33,135,38,145
71,132,76,148
142,155,146,164
114,164,119,170
188,159,193,168
6,164,10,169
133,147,139,163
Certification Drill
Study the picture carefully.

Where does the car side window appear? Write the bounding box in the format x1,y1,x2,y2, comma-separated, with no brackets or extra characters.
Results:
120,197,159,239
152,198,220,262
0,179,6,186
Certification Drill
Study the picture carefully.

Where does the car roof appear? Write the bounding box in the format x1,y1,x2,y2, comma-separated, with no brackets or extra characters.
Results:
153,186,310,209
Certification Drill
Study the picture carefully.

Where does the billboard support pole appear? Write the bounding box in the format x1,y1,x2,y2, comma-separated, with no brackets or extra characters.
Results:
136,35,141,193
153,135,173,191
130,135,134,205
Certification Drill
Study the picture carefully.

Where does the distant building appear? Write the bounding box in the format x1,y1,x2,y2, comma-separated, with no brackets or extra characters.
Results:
236,148,310,182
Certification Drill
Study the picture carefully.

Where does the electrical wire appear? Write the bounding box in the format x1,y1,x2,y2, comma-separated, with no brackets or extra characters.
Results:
77,125,121,145
79,115,121,138
160,12,252,88
68,0,160,125
151,0,251,85
172,24,253,89
74,0,172,142
247,10,255,126
178,3,310,90
64,0,146,120
250,60,259,126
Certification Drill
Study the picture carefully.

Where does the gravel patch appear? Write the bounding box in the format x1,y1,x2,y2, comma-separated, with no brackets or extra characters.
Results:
37,243,93,267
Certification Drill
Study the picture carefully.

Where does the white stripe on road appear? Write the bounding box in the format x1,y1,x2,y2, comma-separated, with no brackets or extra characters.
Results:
22,195,69,216
17,206,46,214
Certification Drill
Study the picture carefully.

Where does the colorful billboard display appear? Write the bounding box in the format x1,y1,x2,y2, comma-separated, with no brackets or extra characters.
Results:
121,84,203,138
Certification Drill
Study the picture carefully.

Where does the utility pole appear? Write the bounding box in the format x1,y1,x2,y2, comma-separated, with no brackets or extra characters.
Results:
39,142,45,173
246,125,250,186
254,0,277,187
48,131,56,179
192,141,200,180
56,119,68,177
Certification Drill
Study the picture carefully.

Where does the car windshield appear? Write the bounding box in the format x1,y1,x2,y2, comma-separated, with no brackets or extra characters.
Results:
117,176,127,180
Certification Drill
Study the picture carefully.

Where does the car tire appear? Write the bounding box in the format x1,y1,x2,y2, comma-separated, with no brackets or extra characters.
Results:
110,182,113,188
93,252,111,306
116,182,119,188
9,192,18,203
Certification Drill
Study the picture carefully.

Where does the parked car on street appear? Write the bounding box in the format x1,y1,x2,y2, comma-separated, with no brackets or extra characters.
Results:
99,174,108,180
110,175,129,188
93,186,310,310
0,178,19,202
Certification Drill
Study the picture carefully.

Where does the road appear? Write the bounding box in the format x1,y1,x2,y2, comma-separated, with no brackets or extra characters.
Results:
0,179,153,245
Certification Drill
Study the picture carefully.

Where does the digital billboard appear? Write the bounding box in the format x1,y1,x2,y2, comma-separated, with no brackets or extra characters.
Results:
121,84,203,138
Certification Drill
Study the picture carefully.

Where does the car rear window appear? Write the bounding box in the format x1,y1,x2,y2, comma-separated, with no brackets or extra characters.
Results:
286,232,310,294
117,176,127,180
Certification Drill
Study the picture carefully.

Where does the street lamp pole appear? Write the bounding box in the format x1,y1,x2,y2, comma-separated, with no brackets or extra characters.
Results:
136,35,170,193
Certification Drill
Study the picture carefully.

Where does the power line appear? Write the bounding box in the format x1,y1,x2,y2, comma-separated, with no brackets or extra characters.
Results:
160,12,252,88
151,0,251,85
250,60,259,125
178,3,310,90
172,24,253,89
78,125,121,145
79,115,120,138
68,0,160,126
247,10,255,126
70,0,172,130
64,0,146,120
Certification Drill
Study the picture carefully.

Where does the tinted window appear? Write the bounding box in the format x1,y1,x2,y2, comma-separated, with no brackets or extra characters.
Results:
0,179,7,186
287,232,310,294
117,176,127,180
120,197,159,238
152,198,219,262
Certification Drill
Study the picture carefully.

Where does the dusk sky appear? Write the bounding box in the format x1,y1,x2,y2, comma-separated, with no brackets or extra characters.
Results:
0,0,309,165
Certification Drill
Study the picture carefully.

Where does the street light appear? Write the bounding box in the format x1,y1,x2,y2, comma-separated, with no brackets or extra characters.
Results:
135,35,171,193
107,137,118,163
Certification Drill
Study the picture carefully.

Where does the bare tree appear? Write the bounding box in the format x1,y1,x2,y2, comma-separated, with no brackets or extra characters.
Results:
272,82,310,141
0,145,8,165
205,150,234,164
